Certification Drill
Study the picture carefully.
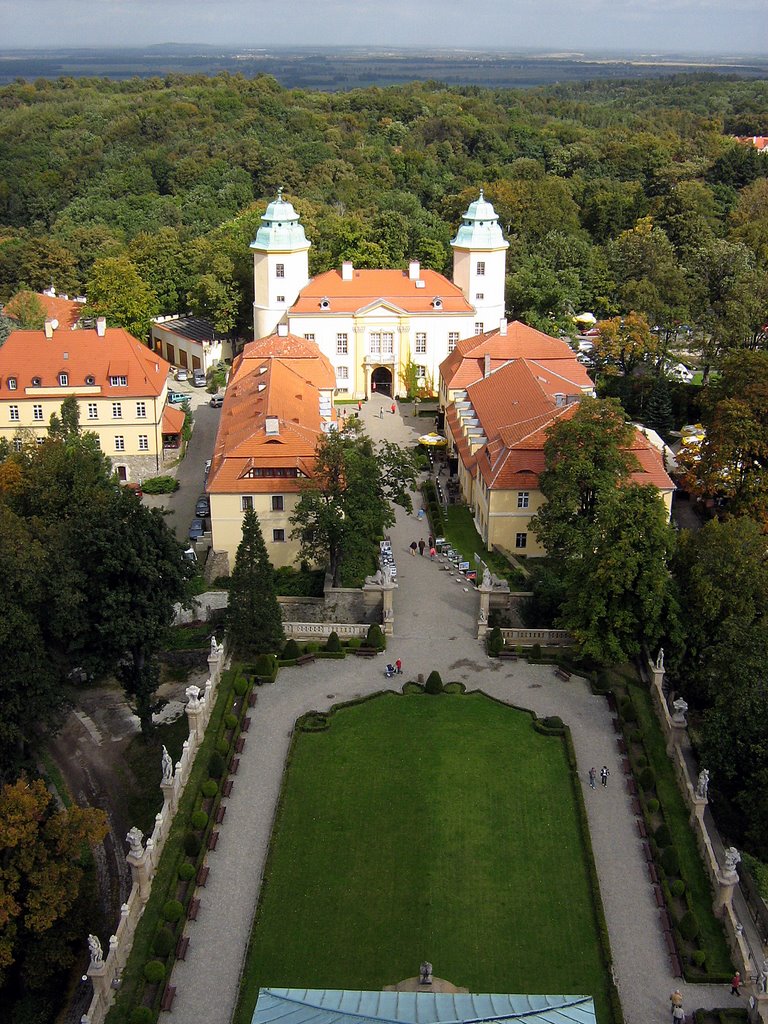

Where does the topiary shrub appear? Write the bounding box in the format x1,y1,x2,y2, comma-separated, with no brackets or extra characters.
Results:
679,910,700,942
282,638,301,660
531,643,542,661
366,623,386,650
646,798,660,814
253,653,278,679
224,713,238,730
425,671,443,694
541,716,564,731
662,846,680,877
201,779,218,798
162,900,183,923
153,926,176,957
639,767,655,792
487,627,503,657
130,1008,154,1024
621,699,638,724
670,879,686,898
144,960,166,984
178,862,196,882
325,631,341,653
347,637,361,649
692,949,706,968
183,832,201,857
191,810,208,830
233,676,248,696
654,824,672,848
208,752,225,778
217,737,229,755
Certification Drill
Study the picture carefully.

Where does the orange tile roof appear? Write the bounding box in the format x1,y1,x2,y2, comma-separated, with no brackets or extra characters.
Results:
207,332,336,494
162,404,185,434
5,290,85,330
0,327,169,399
290,268,473,315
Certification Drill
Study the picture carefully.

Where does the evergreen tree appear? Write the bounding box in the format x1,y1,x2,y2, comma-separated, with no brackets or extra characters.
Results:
645,376,674,436
228,508,284,658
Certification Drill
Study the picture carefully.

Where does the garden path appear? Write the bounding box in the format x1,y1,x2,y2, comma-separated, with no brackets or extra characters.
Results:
167,395,745,1024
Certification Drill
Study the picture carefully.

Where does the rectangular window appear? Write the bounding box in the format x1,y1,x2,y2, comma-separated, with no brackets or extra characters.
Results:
7,378,16,391
36,436,45,445
241,496,254,511
272,495,284,512
109,376,127,387
477,261,485,276
382,332,393,354
336,387,349,395
13,438,22,452
138,435,149,451
515,532,527,550
276,263,285,278
9,405,19,421
59,372,69,386
88,403,98,420
336,333,348,355
112,402,122,419
276,295,285,303
33,404,43,421
475,293,484,300
272,528,285,543
369,332,380,355
336,366,349,379
114,435,125,451
136,401,146,418
517,491,529,509
474,322,484,335
415,332,427,354
304,333,315,341
448,332,459,353
416,365,427,378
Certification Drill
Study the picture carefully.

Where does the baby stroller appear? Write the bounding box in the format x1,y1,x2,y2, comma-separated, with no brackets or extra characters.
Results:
385,664,396,678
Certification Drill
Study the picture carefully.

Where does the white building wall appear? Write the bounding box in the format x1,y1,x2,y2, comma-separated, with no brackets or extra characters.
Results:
452,247,507,331
253,248,310,341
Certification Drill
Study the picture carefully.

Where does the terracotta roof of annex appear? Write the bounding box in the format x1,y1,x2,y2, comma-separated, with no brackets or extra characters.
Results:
290,269,473,315
0,327,169,399
5,290,85,331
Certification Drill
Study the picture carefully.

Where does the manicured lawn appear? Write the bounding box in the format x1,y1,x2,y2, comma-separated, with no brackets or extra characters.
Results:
443,506,527,589
235,692,613,1024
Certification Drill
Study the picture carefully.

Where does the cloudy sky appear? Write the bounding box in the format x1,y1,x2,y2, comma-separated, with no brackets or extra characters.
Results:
1,0,766,54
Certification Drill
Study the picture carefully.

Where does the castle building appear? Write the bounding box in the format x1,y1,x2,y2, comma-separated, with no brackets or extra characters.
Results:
251,190,508,398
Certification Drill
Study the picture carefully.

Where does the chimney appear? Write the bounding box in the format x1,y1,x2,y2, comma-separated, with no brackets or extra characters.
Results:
96,317,106,337
484,353,491,378
341,261,354,281
277,323,288,337
499,318,508,336
44,320,54,339
408,260,421,281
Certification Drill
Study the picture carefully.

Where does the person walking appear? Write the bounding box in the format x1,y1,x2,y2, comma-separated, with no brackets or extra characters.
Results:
428,535,435,550
379,407,384,419
418,539,426,556
600,765,610,788
672,1007,684,1023
670,990,683,1015
357,400,362,411
391,402,396,415
429,546,436,559
731,972,741,996
395,658,402,674
588,767,596,790
410,541,418,557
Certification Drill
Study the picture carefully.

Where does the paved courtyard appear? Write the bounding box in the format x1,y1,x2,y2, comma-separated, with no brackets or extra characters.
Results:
167,394,743,1024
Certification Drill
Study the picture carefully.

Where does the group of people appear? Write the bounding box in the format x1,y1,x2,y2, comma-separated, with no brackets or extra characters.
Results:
588,766,610,789
669,973,742,1022
409,535,437,558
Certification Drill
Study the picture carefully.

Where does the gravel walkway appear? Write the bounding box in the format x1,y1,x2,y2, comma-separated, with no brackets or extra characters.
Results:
167,395,745,1024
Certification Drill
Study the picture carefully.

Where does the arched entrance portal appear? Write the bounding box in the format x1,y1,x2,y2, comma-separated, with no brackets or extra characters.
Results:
370,366,393,397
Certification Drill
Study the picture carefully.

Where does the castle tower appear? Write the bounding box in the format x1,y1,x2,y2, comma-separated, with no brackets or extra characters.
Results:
451,191,509,333
250,189,311,340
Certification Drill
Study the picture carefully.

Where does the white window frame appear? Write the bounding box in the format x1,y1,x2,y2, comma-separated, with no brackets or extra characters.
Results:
416,365,427,378
136,401,146,418
109,375,127,387
382,331,393,354
33,404,43,421
369,332,381,355
448,332,459,353
241,496,254,511
272,528,286,543
415,332,427,354
477,261,486,276
59,372,69,386
272,495,284,512
336,366,349,379
517,491,529,509
114,435,125,452
7,377,17,391
475,293,484,300
336,333,348,355
87,403,98,420
9,404,19,421
474,322,484,335
515,532,527,549
304,333,315,341
138,435,149,451
276,263,285,278
112,402,122,419
276,295,285,303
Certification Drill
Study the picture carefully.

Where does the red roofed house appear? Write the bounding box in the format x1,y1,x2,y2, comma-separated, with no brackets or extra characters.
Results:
0,317,172,482
439,321,674,556
5,287,87,330
207,326,336,569
251,189,508,399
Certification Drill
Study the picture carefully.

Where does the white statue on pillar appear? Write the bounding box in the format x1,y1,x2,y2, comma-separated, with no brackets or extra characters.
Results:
161,745,173,784
482,566,492,588
672,697,688,724
656,647,665,671
210,635,220,658
724,847,741,874
695,768,710,800
758,959,768,994
185,684,201,709
87,934,104,966
126,827,144,856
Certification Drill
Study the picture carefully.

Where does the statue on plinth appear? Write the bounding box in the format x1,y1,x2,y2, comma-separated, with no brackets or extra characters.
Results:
419,961,433,985
758,959,768,993
126,827,144,856
482,567,492,589
365,569,384,586
161,745,173,784
724,846,741,874
210,635,220,657
185,684,201,709
672,697,688,724
695,768,710,800
88,934,104,966
656,647,665,671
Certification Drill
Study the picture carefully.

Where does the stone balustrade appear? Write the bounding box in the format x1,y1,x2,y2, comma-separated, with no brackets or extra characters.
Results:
498,627,575,646
282,621,369,640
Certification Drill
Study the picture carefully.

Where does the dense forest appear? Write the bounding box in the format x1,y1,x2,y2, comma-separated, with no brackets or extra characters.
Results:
1,72,767,351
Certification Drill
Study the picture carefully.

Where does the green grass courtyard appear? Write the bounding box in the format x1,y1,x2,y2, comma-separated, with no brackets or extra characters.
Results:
235,691,615,1024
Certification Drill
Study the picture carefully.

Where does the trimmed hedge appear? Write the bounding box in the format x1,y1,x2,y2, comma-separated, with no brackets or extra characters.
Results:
183,832,202,857
177,862,195,882
201,780,218,798
679,910,700,941
366,624,386,651
662,846,680,877
152,927,176,957
208,752,225,778
191,810,208,830
130,1009,154,1024
162,900,183,923
282,639,301,660
425,671,443,694
325,631,342,653
143,960,166,984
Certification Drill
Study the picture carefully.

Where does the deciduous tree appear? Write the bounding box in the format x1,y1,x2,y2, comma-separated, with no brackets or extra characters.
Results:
84,254,159,340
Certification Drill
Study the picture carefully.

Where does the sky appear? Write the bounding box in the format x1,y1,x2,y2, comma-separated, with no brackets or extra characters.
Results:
0,0,766,55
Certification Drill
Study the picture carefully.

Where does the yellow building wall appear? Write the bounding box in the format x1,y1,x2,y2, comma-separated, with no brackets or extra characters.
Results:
210,491,302,571
486,486,547,556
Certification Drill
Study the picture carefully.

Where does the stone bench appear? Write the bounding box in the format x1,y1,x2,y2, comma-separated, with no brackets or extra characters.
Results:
642,841,653,863
188,898,200,921
626,776,638,796
671,954,683,978
354,648,379,658
612,717,622,734
248,691,257,707
617,737,628,755
161,985,177,1011
176,935,190,961
622,757,631,775
196,865,209,887
660,908,673,933
296,653,316,665
664,930,677,957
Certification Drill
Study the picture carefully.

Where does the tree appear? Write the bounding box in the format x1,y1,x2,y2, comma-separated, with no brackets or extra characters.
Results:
530,397,636,556
592,311,659,377
557,484,677,664
290,428,420,586
3,291,46,329
0,314,15,347
606,218,689,332
84,254,159,340
227,507,284,657
0,778,107,986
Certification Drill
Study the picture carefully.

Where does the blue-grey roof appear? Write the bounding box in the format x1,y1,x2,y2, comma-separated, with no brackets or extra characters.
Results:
451,190,509,251
252,989,596,1024
250,189,311,253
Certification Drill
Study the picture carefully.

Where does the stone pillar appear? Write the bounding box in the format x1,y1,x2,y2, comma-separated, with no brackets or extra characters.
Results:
689,791,707,829
751,993,768,1024
382,583,395,636
477,584,491,641
125,829,152,903
186,686,204,743
161,778,177,816
207,642,221,685
714,868,739,916
87,959,110,1012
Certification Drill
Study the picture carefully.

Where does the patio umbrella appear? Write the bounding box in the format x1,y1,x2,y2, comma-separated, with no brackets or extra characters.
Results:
418,432,448,446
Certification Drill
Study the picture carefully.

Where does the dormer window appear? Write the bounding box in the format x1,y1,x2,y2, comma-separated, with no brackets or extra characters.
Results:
320,298,330,310
7,377,16,391
32,376,41,387
85,375,96,386
432,297,443,310
59,372,69,386
109,375,127,387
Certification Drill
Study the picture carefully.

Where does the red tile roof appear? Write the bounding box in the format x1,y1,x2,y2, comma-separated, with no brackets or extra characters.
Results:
162,405,185,434
5,290,85,330
290,268,473,315
0,327,169,399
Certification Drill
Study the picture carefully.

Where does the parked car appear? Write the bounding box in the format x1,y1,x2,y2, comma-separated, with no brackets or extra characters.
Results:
204,459,212,480
210,394,224,408
123,481,143,499
167,391,187,405
175,368,189,382
188,517,205,541
195,495,210,517
192,369,207,387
